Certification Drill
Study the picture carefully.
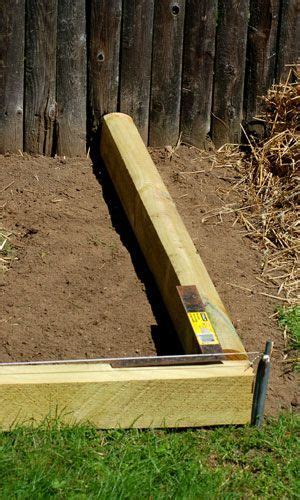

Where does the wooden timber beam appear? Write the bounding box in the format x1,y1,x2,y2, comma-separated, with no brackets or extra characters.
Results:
100,113,247,357
0,361,253,429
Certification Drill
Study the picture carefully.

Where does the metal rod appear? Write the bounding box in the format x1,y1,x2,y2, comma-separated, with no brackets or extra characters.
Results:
0,351,258,369
251,340,273,427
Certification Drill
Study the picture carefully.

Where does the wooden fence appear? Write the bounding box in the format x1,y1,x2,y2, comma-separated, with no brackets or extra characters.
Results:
0,0,299,157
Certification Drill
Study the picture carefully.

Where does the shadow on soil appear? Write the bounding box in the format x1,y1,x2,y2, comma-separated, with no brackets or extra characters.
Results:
90,142,183,356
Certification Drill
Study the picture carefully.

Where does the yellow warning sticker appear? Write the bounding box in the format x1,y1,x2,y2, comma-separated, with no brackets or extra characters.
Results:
187,311,219,346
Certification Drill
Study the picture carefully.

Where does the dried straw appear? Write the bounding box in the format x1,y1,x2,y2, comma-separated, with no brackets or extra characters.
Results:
237,67,299,303
212,66,299,304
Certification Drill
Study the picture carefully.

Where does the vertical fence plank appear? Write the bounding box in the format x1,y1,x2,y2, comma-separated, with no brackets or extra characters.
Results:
2,1,296,157
212,0,250,147
56,0,86,157
149,0,186,147
24,0,58,155
244,0,280,121
0,0,25,153
120,0,154,144
89,0,122,132
181,0,217,147
276,0,300,81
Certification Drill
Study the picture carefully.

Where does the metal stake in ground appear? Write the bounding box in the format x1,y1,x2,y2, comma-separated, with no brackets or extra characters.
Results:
251,340,273,427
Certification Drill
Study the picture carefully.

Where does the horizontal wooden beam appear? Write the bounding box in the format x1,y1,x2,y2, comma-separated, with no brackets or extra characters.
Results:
0,361,253,429
100,113,246,357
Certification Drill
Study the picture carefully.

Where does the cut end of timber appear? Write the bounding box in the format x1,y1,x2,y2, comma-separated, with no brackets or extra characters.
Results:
104,112,133,124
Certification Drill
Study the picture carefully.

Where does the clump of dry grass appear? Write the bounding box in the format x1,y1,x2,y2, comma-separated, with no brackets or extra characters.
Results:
0,229,16,272
237,67,299,303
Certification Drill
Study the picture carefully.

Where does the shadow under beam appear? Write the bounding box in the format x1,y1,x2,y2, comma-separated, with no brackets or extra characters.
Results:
90,153,183,356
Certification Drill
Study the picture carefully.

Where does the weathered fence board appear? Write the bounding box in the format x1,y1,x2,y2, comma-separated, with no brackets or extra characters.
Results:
276,0,300,80
212,0,250,146
181,0,217,147
56,0,87,157
245,0,281,121
0,0,297,156
149,0,186,146
120,0,154,144
24,0,58,155
89,0,122,131
0,0,25,153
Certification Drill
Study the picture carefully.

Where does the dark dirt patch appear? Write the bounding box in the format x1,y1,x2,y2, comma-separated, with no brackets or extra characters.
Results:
0,147,298,415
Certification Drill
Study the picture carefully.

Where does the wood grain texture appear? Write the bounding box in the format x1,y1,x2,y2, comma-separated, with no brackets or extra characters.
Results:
149,0,186,146
212,0,250,147
181,0,217,147
100,113,247,356
24,0,58,155
0,0,25,153
120,0,154,144
276,0,300,80
56,0,87,157
0,361,253,429
89,0,122,130
244,0,280,120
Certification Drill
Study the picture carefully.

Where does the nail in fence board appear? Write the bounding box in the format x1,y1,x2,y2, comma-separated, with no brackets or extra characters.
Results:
181,0,217,147
56,0,87,157
0,0,25,153
276,0,300,81
89,0,122,129
244,0,280,121
24,0,58,155
149,0,186,146
120,0,154,144
212,0,250,147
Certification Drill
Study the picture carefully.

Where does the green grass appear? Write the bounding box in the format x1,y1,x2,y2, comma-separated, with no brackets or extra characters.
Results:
0,414,298,499
278,305,300,371
0,307,298,498
278,306,300,352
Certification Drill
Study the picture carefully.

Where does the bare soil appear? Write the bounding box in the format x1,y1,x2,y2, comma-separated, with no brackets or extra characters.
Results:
0,147,298,415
